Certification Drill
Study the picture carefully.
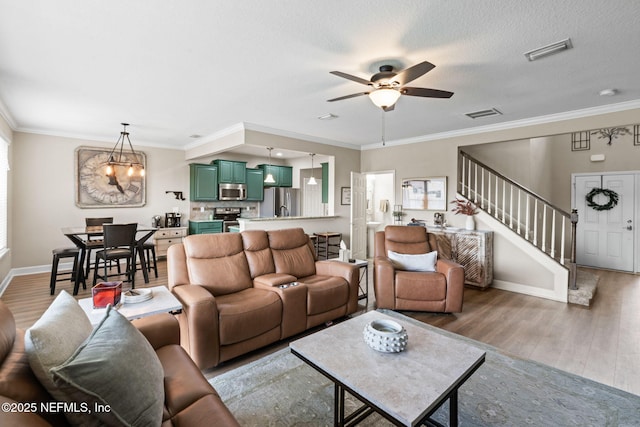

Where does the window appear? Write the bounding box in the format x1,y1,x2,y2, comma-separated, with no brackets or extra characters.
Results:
0,137,7,255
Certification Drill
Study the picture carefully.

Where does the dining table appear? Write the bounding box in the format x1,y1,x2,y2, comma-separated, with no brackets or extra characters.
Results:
61,225,157,294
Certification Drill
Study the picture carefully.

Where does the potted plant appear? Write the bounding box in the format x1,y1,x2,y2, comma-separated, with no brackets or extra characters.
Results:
450,198,478,230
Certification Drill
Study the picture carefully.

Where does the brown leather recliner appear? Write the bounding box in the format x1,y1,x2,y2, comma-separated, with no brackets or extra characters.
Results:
168,228,360,370
169,232,283,370
374,225,465,313
0,300,239,426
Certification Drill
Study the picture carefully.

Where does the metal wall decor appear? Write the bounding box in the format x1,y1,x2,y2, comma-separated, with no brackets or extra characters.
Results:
634,125,640,146
591,127,631,145
571,131,590,151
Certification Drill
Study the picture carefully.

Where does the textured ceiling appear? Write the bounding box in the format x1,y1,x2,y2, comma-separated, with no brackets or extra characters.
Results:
0,0,639,151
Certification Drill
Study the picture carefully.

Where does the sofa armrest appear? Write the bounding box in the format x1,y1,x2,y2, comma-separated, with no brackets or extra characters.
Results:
132,313,180,350
171,285,220,369
373,256,396,309
436,258,465,312
315,260,360,314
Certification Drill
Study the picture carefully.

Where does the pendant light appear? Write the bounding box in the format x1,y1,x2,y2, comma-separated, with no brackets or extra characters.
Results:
308,153,317,185
105,123,145,177
264,147,276,183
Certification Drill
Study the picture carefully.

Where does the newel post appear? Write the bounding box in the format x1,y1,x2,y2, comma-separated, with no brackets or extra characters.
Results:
569,209,579,290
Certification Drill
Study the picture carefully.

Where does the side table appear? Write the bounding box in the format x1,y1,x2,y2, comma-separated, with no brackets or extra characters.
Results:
314,232,342,260
78,286,182,325
330,258,368,306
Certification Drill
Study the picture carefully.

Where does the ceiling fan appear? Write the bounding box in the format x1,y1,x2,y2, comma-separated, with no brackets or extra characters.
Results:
327,61,453,111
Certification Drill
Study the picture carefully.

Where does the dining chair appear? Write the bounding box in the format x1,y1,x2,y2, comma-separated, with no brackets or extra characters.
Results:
84,217,114,279
93,223,138,288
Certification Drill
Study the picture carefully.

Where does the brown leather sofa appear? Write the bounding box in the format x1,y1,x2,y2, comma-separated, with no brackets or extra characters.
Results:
168,228,360,370
374,225,465,313
0,300,239,427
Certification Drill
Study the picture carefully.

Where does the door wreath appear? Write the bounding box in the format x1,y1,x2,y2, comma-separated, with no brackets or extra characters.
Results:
585,188,619,211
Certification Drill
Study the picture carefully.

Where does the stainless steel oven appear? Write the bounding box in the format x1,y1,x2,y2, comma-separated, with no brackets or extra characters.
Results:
214,207,241,232
218,183,247,201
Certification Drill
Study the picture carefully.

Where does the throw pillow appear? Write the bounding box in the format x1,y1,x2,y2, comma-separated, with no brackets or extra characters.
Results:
387,250,438,272
24,290,93,405
50,305,164,427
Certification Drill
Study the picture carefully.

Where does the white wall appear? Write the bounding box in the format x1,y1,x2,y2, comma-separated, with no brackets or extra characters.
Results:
361,106,640,297
10,132,189,269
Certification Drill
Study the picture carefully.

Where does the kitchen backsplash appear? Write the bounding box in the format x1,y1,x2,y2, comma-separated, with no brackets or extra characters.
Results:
190,201,260,220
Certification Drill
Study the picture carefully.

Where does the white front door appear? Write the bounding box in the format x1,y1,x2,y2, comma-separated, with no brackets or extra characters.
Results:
575,174,635,271
350,172,367,260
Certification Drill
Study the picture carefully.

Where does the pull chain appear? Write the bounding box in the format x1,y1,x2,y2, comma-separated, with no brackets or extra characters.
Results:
381,110,386,146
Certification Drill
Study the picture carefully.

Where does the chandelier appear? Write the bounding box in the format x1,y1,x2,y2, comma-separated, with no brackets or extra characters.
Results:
105,123,145,178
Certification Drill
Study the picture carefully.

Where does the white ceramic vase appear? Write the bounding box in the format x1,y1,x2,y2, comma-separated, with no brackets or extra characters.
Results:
465,215,475,231
363,319,409,353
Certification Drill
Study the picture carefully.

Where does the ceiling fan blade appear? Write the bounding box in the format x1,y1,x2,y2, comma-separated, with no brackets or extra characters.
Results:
401,87,454,98
330,71,373,86
393,61,435,86
327,92,369,102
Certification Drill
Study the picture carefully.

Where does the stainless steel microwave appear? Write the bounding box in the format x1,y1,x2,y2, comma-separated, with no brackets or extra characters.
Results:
219,183,247,201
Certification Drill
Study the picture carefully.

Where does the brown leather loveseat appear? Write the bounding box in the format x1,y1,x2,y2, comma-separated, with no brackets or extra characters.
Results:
0,299,239,426
374,225,465,313
168,228,359,370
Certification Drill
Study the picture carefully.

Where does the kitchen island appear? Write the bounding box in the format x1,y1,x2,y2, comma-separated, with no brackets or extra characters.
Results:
237,216,344,236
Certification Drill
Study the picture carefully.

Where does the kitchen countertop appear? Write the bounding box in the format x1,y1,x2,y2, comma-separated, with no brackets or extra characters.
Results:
188,219,223,222
238,216,339,222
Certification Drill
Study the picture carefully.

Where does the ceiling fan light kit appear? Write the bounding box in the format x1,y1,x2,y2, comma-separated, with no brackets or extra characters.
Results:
369,88,401,109
328,60,453,111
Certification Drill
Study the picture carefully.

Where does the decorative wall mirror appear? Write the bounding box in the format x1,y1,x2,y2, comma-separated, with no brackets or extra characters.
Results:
401,177,447,210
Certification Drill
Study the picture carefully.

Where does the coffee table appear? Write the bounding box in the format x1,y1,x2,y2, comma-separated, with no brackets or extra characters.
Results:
78,285,182,325
290,311,485,426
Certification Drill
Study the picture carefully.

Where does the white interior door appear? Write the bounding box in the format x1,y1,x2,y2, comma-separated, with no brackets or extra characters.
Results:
350,172,367,260
575,174,635,271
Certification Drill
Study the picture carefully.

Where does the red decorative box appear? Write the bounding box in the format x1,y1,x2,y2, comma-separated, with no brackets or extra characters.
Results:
92,281,122,309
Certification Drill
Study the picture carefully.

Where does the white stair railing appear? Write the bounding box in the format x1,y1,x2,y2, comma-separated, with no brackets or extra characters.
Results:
458,150,578,289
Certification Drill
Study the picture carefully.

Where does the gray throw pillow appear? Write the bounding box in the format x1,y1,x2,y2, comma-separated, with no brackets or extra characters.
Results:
25,291,93,401
50,305,165,427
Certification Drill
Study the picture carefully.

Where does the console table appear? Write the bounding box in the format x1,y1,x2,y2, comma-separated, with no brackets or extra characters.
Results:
427,227,493,289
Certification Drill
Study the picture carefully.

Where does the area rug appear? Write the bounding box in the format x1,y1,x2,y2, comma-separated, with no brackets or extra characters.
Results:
210,310,640,426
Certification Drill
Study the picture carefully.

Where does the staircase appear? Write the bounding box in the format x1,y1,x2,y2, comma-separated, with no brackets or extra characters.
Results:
457,150,596,305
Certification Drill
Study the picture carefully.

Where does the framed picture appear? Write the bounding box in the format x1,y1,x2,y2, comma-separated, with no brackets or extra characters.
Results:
341,187,351,205
75,146,146,208
401,177,447,210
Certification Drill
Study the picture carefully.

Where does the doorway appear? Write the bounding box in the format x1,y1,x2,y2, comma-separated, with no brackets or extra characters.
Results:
573,173,636,272
365,171,395,258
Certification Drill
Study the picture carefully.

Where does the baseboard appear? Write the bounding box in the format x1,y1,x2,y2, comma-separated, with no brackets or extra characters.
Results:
0,262,76,297
491,279,567,302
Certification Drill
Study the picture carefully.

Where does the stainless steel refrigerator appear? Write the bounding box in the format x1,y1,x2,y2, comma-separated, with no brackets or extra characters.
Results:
260,187,300,217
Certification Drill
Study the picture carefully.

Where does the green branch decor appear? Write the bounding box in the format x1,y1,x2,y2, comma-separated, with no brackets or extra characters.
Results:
585,188,619,211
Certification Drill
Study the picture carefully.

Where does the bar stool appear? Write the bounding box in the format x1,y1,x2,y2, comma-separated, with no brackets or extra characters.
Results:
141,241,158,279
50,247,82,295
314,232,342,260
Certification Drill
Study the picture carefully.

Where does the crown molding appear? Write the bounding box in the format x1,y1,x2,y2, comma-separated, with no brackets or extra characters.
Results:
361,99,640,150
0,98,17,130
242,122,361,151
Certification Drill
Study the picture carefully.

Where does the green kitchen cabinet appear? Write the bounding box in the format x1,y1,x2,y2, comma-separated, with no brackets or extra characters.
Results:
212,160,247,184
257,164,293,187
246,168,264,201
321,162,329,203
189,163,218,201
188,220,223,234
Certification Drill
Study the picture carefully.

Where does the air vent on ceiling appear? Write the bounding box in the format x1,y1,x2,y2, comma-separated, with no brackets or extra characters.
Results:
524,38,573,61
465,108,502,119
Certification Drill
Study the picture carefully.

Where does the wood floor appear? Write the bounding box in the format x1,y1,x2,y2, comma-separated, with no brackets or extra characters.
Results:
2,261,639,396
